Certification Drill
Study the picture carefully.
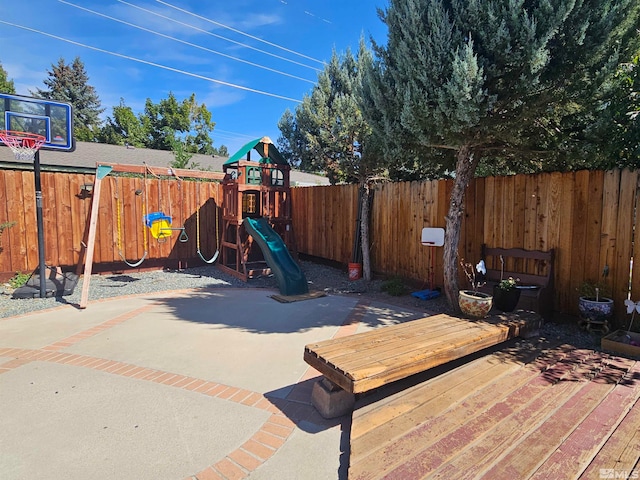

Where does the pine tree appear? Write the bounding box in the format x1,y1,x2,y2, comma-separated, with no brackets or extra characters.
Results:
0,63,16,94
365,0,640,310
278,41,386,280
32,57,104,141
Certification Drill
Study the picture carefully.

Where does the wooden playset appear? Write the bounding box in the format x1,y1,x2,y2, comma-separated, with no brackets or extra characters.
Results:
218,136,297,281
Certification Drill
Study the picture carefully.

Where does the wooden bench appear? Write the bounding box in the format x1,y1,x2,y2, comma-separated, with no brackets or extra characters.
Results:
480,244,555,319
303,312,542,418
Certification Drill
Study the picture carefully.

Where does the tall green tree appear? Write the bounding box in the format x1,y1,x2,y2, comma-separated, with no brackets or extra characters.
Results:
365,0,640,310
0,63,16,94
32,57,104,141
278,41,385,280
99,98,146,147
141,92,222,156
99,93,227,164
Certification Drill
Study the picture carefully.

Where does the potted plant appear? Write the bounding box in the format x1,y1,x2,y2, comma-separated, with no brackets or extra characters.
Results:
492,256,521,312
493,277,521,312
459,259,493,318
578,280,614,331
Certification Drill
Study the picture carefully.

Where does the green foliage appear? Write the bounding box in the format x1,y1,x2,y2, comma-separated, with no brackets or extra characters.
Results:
168,137,199,170
381,277,408,296
366,0,640,310
497,277,518,291
99,98,147,147
99,93,227,160
32,57,104,139
8,271,30,289
278,39,386,184
365,0,640,178
581,53,640,168
0,221,15,234
0,62,16,94
578,280,613,300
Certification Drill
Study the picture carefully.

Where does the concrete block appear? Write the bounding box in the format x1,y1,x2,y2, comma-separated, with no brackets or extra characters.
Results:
311,378,355,419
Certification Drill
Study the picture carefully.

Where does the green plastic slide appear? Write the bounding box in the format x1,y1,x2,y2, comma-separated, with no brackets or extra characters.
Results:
243,217,309,296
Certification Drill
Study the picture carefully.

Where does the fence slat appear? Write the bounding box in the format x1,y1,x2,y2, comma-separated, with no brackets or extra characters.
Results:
3,167,640,326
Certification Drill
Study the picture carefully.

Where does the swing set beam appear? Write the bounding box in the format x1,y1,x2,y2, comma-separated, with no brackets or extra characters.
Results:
78,162,223,308
93,162,225,180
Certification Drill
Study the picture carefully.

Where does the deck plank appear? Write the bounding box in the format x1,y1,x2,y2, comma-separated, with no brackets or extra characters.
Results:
452,379,614,480
351,341,552,456
349,342,640,480
350,341,576,479
579,388,640,476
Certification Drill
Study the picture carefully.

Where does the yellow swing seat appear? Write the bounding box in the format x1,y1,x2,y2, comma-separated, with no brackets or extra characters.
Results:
145,212,173,240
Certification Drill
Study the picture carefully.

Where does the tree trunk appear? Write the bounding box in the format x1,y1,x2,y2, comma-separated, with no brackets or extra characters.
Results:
443,146,480,312
361,182,372,281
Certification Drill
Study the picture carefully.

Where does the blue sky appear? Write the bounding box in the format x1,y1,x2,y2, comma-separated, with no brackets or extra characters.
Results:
0,0,388,155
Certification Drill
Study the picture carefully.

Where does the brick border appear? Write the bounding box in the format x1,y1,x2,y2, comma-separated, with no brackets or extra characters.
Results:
0,290,362,479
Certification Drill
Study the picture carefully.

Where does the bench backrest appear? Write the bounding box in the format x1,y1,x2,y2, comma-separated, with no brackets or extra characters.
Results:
481,244,554,287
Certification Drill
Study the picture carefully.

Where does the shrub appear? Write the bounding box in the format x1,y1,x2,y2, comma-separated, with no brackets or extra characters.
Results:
8,271,31,289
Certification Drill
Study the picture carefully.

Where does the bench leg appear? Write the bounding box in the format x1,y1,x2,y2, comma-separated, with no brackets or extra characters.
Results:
311,378,355,419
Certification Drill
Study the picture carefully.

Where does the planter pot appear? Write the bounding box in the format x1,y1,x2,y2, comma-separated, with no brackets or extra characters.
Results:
459,290,493,318
602,330,640,357
578,296,614,323
492,285,521,312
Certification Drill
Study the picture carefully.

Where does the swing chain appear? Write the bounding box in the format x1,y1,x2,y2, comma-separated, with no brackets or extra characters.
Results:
116,176,148,268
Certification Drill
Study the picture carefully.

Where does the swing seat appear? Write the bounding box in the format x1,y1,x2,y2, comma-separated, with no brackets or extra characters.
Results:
145,212,172,240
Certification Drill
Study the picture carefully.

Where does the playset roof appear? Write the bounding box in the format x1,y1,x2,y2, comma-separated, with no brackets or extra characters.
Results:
224,136,287,166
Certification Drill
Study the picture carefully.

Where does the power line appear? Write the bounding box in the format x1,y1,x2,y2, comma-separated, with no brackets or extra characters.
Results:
117,0,322,72
0,20,302,103
59,0,316,84
156,0,326,66
214,129,260,140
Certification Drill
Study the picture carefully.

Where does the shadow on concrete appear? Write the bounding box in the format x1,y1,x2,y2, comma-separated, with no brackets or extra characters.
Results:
150,287,428,334
264,377,352,480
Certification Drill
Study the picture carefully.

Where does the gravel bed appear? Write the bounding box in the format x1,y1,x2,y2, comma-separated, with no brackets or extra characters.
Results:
0,260,603,351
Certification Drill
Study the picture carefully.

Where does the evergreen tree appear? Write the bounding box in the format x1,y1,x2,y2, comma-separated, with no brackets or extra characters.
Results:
278,40,385,280
33,57,104,141
214,145,229,157
0,63,16,94
365,0,640,310
585,52,640,167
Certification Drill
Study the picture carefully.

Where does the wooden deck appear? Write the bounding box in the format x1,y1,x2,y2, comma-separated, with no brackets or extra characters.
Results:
304,313,541,394
349,338,640,479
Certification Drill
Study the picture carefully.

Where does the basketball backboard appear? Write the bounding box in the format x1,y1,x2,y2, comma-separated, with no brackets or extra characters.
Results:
0,93,74,152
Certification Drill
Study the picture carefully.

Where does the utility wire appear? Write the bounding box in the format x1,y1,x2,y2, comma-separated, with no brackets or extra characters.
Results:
0,20,302,103
156,0,326,66
117,0,322,72
59,1,316,84
214,129,260,139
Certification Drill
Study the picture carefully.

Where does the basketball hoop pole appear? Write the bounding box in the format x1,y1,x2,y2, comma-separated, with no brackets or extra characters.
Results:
0,130,48,298
34,150,47,298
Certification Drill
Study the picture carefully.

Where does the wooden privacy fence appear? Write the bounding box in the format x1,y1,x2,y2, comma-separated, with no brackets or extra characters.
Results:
2,166,639,324
0,169,222,279
292,170,640,324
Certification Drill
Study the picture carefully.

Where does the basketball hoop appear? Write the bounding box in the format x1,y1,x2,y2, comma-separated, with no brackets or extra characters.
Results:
0,130,46,161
